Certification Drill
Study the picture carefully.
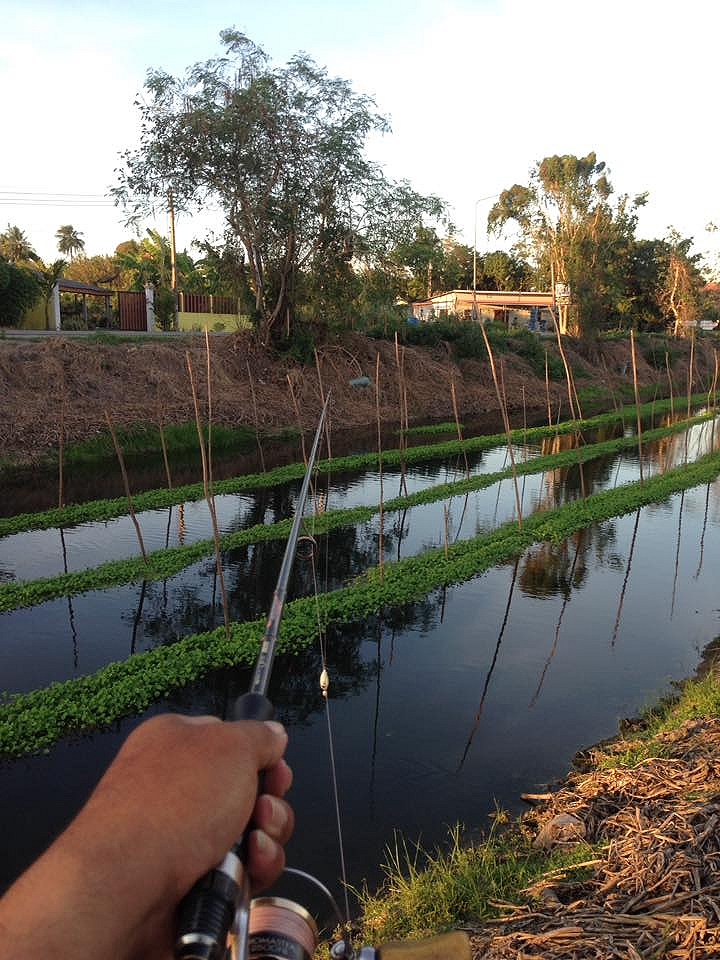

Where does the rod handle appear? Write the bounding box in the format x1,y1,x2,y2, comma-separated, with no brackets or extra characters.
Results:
378,932,471,960
233,692,275,721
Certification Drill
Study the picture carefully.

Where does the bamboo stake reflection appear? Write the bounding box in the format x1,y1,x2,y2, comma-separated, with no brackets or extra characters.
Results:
670,490,685,619
695,482,711,580
457,557,519,771
530,536,581,708
610,509,640,647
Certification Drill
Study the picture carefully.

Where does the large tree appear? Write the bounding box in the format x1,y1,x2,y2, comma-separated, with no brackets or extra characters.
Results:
0,257,41,326
114,30,445,344
488,153,645,336
55,225,85,260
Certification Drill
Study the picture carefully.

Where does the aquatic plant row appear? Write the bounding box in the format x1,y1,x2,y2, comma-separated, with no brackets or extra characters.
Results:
3,443,720,758
0,410,714,614
0,394,705,539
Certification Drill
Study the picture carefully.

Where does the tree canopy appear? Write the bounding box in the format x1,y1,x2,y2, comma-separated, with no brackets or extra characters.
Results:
55,225,85,260
114,29,446,343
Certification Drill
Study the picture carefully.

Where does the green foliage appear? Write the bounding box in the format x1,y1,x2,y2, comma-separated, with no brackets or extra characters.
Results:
55,225,85,260
358,825,597,941
114,31,446,345
0,224,38,264
154,285,177,331
0,257,41,326
4,434,720,756
0,408,712,614
0,393,707,539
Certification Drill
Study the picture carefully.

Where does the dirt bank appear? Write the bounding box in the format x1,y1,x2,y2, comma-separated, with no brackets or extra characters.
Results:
0,331,709,464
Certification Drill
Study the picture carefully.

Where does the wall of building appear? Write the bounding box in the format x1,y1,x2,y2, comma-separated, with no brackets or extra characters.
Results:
19,300,50,330
176,312,252,332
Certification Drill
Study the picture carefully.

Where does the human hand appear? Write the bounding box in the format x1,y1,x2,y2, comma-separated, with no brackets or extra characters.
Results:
0,714,294,960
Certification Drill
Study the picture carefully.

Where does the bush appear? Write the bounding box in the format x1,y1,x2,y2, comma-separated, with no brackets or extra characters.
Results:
0,259,40,326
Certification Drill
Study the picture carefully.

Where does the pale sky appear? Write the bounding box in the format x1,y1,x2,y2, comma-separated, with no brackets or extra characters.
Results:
2,0,718,272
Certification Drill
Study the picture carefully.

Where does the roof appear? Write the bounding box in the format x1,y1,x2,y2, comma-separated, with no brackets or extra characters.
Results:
58,279,114,296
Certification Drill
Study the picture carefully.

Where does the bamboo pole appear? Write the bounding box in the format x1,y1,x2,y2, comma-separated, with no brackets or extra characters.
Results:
104,410,148,563
157,407,173,491
205,330,214,487
443,503,449,559
395,332,408,496
287,374,308,467
480,324,523,528
545,348,552,427
630,330,644,483
375,352,384,580
187,352,231,640
665,352,675,420
246,360,266,473
450,377,470,480
58,387,65,509
553,321,577,421
687,330,695,419
314,347,332,461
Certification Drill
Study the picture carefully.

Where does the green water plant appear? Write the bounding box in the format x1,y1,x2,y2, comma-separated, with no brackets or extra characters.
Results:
3,444,720,757
0,410,714,614
0,395,709,539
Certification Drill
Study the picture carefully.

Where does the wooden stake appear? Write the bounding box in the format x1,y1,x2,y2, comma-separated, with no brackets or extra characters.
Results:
544,348,552,427
687,330,695,419
287,374,308,467
314,347,332,461
187,352,231,640
104,410,147,562
665,351,675,420
375,353,384,580
58,386,65,509
629,330,644,483
443,503,450,559
157,407,173,490
480,324,523,527
205,329,214,487
395,333,408,495
450,377,470,480
246,360,266,473
553,321,577,421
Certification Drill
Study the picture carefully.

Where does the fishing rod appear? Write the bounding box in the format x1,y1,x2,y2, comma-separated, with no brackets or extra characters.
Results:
174,391,470,960
175,393,330,960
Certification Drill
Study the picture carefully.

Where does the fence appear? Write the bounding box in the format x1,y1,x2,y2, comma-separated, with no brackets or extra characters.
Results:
178,292,237,315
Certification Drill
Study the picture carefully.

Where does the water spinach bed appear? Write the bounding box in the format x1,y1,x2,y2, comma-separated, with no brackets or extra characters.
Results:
2,434,720,758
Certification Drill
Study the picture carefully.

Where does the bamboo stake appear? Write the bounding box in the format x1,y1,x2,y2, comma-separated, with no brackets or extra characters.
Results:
58,386,65,509
554,321,577,421
314,347,332,461
205,329,214,487
665,351,675,420
395,332,408,496
375,352,384,580
287,374,308,467
187,352,231,640
104,410,147,563
630,330,644,483
480,324,523,528
687,330,695,419
157,408,173,491
246,360,266,474
545,348,552,427
450,377,470,480
521,384,527,455
443,503,449,559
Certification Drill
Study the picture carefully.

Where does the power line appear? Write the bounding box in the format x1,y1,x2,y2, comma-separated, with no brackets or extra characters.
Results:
0,188,110,198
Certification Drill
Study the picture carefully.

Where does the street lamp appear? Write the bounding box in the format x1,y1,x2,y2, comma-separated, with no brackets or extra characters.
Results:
472,193,499,320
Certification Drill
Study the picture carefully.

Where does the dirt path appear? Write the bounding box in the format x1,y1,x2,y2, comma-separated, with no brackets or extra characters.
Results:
0,331,706,464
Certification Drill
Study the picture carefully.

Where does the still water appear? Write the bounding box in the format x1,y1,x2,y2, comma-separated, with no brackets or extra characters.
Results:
2,420,720,920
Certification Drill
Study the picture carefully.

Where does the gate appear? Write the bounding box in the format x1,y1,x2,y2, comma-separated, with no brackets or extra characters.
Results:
118,291,147,331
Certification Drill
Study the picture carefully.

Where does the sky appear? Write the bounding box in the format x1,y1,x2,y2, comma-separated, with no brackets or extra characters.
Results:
2,0,719,272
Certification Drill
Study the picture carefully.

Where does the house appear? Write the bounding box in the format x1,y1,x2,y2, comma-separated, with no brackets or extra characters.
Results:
411,289,556,330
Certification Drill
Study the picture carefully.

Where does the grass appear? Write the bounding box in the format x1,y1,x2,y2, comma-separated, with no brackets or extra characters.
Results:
357,825,598,942
4,443,720,757
0,408,714,614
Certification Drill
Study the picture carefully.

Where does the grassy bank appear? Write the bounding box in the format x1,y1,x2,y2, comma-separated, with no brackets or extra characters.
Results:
0,408,714,614
3,445,720,758
356,667,720,950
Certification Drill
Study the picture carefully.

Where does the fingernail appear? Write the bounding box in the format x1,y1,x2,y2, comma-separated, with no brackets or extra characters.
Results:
264,721,287,738
256,829,273,854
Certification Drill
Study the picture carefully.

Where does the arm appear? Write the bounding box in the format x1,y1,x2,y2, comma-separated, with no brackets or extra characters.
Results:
0,714,294,960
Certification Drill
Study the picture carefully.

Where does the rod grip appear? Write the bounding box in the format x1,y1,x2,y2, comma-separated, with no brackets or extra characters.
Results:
233,692,275,721
378,932,471,960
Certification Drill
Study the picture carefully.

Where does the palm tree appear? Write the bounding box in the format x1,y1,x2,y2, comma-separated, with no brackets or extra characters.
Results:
36,259,67,328
0,224,38,263
55,225,85,261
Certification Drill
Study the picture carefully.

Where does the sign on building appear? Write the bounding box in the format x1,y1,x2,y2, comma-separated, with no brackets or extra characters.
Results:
554,283,571,304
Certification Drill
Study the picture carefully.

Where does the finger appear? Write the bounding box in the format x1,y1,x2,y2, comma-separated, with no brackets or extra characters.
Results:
253,794,294,846
247,829,286,892
262,758,293,798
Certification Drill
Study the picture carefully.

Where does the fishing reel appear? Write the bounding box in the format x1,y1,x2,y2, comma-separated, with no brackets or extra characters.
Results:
184,865,471,960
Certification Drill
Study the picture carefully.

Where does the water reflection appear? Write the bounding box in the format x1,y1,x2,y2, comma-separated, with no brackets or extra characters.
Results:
3,480,720,905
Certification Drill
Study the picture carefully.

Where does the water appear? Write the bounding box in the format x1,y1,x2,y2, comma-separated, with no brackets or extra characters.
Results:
2,417,720,918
